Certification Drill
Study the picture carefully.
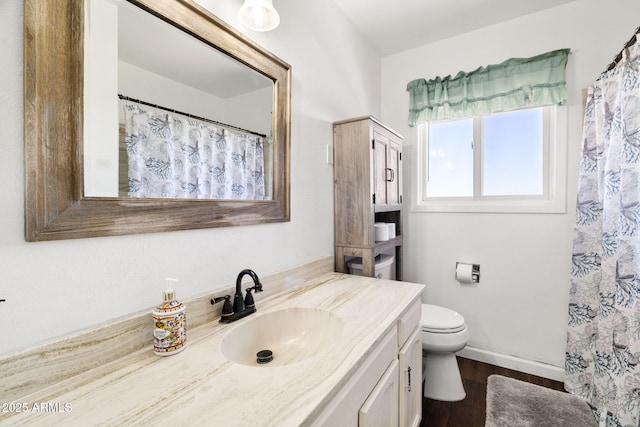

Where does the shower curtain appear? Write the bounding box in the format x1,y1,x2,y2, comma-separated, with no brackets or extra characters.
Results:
566,34,640,427
123,101,266,200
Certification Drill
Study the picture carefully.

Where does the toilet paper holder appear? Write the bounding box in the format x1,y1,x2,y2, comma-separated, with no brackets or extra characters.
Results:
455,262,480,283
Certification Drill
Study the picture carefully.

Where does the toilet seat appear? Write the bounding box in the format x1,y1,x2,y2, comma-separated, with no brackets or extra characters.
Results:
421,304,466,334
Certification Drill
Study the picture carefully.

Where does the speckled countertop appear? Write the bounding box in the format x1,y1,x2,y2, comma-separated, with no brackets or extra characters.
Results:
3,273,423,426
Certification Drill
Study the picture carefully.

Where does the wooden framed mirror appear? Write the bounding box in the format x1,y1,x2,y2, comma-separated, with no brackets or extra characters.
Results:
24,0,291,241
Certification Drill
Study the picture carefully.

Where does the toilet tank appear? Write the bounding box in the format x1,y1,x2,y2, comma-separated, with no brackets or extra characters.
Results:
347,254,395,279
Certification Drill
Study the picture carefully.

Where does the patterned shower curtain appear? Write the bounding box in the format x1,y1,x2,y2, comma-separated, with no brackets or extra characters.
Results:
566,35,640,427
123,101,266,200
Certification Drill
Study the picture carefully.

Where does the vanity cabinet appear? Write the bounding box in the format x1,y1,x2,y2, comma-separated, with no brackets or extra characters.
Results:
313,299,421,427
333,116,404,280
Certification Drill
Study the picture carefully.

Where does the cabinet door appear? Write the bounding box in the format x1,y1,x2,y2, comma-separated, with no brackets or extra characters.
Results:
398,328,422,427
387,139,401,206
373,134,388,206
359,359,399,427
373,130,402,208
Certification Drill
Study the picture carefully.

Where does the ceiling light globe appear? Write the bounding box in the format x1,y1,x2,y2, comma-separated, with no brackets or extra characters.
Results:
238,0,280,32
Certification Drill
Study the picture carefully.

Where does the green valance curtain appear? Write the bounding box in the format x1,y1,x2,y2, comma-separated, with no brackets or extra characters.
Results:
406,48,570,126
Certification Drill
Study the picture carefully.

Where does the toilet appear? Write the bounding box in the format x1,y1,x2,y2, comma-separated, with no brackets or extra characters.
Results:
421,304,469,402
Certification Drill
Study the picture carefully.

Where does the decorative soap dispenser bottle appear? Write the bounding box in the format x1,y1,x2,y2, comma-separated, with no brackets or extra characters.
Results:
152,278,187,356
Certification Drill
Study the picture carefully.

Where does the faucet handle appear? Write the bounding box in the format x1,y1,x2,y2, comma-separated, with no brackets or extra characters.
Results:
211,295,233,319
244,288,256,309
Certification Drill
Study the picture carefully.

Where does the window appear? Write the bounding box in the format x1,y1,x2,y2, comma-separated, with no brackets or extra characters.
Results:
414,106,567,213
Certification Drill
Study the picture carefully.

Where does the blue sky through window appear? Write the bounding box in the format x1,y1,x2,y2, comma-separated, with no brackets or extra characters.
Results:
427,118,473,197
427,108,543,198
483,108,543,195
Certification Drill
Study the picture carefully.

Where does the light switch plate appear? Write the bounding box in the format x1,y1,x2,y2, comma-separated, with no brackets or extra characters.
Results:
326,144,334,165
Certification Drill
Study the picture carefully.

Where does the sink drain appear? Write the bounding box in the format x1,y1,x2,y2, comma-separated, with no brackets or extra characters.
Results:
256,349,273,364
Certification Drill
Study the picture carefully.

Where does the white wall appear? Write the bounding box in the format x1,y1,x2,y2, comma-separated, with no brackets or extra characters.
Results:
381,0,640,377
0,0,380,356
84,0,119,197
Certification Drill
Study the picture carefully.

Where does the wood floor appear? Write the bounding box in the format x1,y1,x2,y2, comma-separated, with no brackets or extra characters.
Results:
420,357,565,427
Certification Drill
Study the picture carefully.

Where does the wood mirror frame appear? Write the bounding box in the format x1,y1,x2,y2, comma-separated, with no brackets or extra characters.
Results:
24,0,291,241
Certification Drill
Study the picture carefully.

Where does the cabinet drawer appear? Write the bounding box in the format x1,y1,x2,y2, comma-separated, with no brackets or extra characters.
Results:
397,299,421,349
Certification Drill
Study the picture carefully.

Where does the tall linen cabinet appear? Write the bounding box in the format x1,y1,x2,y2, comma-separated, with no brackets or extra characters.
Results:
333,116,403,280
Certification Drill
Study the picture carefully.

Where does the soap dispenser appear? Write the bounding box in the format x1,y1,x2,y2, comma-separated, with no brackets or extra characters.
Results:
152,278,187,356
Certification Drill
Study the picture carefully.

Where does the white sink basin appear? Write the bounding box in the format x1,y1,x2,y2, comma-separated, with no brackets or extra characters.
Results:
220,307,344,367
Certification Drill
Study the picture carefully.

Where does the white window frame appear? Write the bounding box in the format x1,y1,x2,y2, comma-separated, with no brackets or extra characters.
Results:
412,105,567,214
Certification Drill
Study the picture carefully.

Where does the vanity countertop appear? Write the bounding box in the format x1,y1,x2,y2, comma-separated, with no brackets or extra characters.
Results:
4,273,423,426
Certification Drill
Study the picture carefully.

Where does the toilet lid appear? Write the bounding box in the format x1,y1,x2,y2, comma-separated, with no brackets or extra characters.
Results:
421,304,466,333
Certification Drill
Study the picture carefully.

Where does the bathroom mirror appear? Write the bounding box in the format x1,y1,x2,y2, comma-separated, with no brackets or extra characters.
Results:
85,0,275,200
24,0,291,241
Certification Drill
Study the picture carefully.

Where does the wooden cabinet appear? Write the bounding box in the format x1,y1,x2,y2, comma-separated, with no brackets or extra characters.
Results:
313,299,422,427
333,116,403,279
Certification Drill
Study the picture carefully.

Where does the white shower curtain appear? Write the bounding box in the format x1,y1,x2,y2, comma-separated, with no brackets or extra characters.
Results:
123,101,266,200
566,34,640,426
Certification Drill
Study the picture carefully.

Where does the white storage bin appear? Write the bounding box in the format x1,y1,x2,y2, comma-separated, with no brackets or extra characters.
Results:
347,254,395,279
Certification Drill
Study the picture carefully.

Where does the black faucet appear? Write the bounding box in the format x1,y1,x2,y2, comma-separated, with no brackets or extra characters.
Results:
211,269,263,323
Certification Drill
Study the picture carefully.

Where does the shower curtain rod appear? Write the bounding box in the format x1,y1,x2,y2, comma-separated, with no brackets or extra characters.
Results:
118,94,267,139
605,26,640,72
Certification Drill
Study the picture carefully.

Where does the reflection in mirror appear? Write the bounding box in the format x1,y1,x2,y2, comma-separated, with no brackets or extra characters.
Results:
84,0,274,200
24,0,291,241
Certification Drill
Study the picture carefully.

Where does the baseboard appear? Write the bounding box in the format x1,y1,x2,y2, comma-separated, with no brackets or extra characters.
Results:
457,346,565,382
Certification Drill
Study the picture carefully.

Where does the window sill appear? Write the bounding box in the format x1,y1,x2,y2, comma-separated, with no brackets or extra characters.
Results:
411,197,566,214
